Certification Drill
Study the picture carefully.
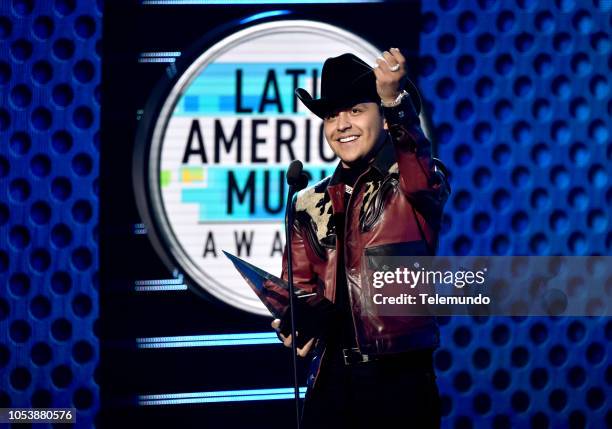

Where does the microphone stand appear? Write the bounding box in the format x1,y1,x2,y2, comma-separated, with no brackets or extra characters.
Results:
284,164,308,429
285,190,300,429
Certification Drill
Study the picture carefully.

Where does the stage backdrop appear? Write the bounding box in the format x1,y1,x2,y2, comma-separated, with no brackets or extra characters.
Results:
0,0,608,428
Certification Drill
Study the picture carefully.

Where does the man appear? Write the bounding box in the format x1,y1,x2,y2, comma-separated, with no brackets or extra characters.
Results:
272,49,449,428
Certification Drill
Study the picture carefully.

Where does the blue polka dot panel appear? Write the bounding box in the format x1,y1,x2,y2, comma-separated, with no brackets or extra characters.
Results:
419,0,610,427
422,0,610,258
0,0,101,427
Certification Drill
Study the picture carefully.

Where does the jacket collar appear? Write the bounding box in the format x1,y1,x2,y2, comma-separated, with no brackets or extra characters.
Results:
328,133,395,186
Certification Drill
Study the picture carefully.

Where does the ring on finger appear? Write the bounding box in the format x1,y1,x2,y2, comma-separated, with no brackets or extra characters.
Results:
389,64,400,72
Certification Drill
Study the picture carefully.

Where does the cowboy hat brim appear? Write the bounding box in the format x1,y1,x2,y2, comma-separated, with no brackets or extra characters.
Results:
296,78,423,120
295,88,376,120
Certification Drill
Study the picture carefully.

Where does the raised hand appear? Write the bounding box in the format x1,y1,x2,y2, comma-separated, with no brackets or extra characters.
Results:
373,47,407,105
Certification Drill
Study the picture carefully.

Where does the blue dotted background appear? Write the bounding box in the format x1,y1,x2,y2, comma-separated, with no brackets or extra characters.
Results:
0,0,100,427
419,0,610,427
0,0,610,428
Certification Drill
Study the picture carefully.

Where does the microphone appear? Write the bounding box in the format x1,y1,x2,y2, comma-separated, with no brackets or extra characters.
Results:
296,172,309,192
286,160,309,195
286,160,304,188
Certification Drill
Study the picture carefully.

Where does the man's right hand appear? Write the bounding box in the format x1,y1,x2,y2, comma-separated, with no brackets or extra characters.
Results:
271,319,315,357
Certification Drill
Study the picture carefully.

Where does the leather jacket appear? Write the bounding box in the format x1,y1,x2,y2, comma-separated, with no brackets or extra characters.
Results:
281,95,450,383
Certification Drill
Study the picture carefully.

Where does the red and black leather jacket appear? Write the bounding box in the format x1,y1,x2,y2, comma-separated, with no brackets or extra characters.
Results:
281,95,450,381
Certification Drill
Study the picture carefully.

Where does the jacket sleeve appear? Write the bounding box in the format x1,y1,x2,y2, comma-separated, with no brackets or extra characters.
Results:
279,216,330,344
383,93,451,227
280,218,319,296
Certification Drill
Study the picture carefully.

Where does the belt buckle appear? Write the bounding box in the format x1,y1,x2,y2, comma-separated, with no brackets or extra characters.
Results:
342,348,369,365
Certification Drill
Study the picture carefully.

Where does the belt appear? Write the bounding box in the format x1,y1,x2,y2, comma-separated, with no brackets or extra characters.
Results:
342,347,371,365
342,347,435,367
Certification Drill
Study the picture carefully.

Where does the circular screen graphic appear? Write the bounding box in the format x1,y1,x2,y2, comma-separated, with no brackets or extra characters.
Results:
144,20,381,315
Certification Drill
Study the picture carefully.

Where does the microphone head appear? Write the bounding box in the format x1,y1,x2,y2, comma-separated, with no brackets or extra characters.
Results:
296,172,309,191
286,160,304,187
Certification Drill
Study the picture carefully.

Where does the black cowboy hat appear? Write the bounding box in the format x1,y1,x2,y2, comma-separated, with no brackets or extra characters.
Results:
295,53,422,119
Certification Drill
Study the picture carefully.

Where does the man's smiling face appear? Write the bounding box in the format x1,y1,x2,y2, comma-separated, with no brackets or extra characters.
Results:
323,102,386,168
